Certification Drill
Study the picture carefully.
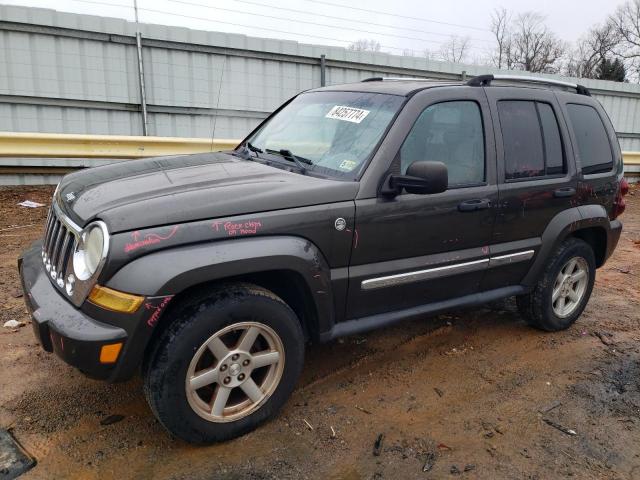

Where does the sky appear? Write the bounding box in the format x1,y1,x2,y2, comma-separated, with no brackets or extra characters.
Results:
1,0,626,60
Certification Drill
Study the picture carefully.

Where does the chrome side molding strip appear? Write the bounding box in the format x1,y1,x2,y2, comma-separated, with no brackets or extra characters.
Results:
361,250,536,291
488,250,535,267
361,258,488,291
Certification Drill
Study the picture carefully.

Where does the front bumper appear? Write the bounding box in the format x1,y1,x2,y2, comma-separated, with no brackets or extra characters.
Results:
19,241,128,380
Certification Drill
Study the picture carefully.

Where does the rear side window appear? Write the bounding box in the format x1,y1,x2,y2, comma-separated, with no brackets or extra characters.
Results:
566,104,613,174
497,100,565,180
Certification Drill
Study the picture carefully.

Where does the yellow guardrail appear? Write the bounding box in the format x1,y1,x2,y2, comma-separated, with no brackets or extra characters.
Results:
0,132,639,168
0,132,239,158
623,151,640,166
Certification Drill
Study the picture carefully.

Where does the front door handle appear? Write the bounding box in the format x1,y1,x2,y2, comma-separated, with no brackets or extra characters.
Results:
553,187,576,198
458,198,491,212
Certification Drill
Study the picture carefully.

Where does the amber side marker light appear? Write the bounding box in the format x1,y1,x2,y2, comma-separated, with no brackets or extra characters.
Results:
89,285,144,314
100,343,123,364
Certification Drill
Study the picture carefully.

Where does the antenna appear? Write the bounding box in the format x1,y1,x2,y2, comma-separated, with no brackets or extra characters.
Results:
210,56,227,151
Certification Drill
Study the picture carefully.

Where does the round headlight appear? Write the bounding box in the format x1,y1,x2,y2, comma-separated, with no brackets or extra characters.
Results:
84,225,104,273
73,222,107,280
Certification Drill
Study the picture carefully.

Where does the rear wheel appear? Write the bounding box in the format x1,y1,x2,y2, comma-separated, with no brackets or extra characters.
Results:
516,238,596,332
143,283,304,444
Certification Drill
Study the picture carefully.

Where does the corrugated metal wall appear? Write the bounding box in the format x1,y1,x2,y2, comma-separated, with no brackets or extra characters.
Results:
1,4,640,149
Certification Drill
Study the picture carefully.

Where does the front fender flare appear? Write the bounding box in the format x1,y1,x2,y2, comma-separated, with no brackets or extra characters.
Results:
106,235,334,333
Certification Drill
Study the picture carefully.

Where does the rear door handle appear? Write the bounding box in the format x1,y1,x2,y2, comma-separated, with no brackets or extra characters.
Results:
554,187,576,198
458,198,491,212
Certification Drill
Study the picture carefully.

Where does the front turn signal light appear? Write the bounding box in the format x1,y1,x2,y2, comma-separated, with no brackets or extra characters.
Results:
89,285,144,314
100,343,123,364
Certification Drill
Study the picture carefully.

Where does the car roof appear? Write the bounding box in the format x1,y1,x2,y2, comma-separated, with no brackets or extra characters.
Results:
307,79,464,97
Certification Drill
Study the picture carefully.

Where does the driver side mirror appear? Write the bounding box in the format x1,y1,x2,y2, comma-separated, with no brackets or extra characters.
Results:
380,161,448,196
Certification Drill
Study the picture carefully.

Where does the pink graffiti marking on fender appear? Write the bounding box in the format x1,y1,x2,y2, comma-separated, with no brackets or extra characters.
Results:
145,295,174,327
212,220,263,237
124,226,179,253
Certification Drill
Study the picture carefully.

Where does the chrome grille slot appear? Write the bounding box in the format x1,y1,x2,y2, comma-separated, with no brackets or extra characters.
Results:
55,232,73,287
43,212,56,262
46,219,60,264
50,222,64,275
42,209,54,252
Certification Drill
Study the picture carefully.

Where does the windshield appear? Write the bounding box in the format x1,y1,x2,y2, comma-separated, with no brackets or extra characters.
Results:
245,91,404,178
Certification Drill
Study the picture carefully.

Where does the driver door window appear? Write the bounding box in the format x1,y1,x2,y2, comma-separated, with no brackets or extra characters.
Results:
400,101,485,187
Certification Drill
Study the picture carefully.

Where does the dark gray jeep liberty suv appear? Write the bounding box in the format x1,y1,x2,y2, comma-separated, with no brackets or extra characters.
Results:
19,74,628,443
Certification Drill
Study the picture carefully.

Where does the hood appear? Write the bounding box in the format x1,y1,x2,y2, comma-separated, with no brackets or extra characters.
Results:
57,152,359,232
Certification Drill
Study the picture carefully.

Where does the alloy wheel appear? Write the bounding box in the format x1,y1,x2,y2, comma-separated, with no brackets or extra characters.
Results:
552,256,589,318
185,322,285,423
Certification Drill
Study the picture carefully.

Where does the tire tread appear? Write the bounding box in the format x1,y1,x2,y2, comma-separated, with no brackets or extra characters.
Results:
517,237,595,332
142,282,303,444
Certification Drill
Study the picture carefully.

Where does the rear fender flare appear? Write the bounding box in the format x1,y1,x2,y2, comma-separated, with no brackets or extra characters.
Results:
522,205,610,287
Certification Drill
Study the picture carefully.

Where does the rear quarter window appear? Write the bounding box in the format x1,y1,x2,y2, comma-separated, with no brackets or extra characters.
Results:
566,104,614,175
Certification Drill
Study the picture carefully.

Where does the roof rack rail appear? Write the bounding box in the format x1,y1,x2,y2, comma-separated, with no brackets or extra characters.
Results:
361,76,443,82
467,74,591,96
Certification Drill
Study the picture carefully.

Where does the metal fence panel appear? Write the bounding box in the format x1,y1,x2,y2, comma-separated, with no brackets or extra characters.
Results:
1,4,640,183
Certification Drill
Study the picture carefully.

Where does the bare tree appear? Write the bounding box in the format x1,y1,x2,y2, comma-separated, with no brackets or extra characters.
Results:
439,35,471,63
610,0,640,81
347,39,381,52
510,12,566,73
490,7,512,69
489,10,565,73
565,22,620,78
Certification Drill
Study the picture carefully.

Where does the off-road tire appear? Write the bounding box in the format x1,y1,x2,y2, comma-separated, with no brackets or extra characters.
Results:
516,238,596,332
143,283,304,444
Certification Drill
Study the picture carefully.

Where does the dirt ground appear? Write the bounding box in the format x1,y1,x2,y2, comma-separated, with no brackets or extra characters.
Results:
1,184,639,480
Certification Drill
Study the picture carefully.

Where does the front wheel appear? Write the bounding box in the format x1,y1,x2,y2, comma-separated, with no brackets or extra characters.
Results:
143,284,304,444
517,238,596,332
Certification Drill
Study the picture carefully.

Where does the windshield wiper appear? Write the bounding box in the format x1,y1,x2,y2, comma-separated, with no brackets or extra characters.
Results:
265,148,312,173
237,141,263,160
247,142,263,154
282,149,313,166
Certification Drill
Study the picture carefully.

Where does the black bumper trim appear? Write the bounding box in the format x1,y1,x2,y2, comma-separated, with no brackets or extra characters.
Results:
19,241,128,380
605,219,623,263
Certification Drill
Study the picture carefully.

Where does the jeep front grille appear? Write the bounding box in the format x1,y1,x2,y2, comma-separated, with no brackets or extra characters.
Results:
42,204,80,290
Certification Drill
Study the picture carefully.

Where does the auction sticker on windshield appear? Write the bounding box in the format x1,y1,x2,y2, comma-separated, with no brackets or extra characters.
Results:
325,105,370,123
338,159,358,171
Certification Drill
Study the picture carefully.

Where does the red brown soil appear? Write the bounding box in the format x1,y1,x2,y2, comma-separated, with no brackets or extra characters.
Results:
1,184,639,479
